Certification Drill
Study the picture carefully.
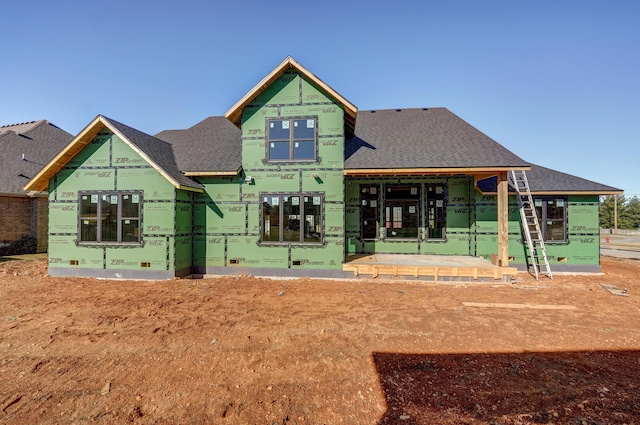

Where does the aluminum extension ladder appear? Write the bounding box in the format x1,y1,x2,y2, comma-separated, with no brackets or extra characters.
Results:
509,170,553,280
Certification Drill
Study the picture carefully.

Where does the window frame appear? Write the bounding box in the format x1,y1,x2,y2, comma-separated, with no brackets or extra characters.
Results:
260,193,324,245
78,191,142,245
266,117,318,162
383,184,421,240
360,184,380,240
426,183,447,240
533,196,568,243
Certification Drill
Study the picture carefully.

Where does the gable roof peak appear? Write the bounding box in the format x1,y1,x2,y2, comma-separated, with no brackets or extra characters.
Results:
24,115,203,193
225,56,358,135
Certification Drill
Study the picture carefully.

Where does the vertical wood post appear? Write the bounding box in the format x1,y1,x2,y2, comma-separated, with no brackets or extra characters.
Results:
497,171,509,266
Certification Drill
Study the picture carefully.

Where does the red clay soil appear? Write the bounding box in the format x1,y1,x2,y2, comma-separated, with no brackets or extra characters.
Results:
1,256,639,424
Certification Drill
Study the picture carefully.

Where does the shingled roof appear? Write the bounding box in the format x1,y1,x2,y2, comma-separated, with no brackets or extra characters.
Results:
0,120,72,195
345,108,530,171
155,116,241,174
24,116,203,192
476,163,622,195
102,117,204,190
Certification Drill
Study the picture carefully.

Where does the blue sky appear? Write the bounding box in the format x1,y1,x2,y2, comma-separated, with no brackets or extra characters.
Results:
2,0,638,197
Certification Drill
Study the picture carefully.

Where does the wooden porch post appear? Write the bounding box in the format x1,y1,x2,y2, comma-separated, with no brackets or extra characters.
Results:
497,171,509,266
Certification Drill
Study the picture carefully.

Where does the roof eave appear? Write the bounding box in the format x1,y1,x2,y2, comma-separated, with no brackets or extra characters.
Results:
176,185,204,193
184,170,239,177
344,166,530,176
24,116,201,193
101,117,198,192
24,115,105,192
478,190,624,196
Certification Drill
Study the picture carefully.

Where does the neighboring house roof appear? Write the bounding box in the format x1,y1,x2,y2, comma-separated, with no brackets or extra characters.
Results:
24,115,203,193
155,116,241,175
225,56,358,136
345,108,530,173
476,163,623,195
0,120,73,196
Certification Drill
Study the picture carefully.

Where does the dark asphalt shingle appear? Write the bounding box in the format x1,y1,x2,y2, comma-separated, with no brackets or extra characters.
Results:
345,108,530,169
0,120,73,194
155,116,241,173
102,116,203,190
476,163,622,193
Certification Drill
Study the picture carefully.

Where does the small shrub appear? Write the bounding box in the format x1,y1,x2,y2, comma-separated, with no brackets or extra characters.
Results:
0,235,37,256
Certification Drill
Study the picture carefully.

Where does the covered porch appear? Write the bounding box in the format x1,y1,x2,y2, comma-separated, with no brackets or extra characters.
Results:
343,168,518,280
343,254,518,282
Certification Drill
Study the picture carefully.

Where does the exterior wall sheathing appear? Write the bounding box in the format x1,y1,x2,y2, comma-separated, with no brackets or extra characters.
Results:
194,70,350,277
41,70,603,278
47,131,192,279
344,176,602,273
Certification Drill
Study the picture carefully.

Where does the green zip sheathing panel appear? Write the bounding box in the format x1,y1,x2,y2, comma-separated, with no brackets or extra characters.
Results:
472,194,601,272
47,131,189,279
343,177,602,272
192,69,346,275
345,176,474,256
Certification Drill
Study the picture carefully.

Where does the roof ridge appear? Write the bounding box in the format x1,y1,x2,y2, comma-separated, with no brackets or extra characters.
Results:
0,120,49,137
0,120,39,128
100,115,174,148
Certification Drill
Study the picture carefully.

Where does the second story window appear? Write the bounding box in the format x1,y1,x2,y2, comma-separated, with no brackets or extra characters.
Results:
268,118,316,161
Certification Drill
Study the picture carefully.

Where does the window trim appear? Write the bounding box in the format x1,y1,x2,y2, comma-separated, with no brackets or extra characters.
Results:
425,183,447,240
360,184,380,240
533,196,568,243
260,192,324,245
383,184,421,240
78,191,143,245
266,117,318,162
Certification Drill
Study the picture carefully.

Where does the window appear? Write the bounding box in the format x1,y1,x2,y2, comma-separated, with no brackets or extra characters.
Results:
267,118,317,161
360,185,379,239
426,184,446,239
262,194,322,244
384,185,420,239
534,197,567,242
79,192,141,244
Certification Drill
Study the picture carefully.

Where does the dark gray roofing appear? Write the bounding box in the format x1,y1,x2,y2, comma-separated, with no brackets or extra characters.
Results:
0,120,45,135
155,116,241,172
101,116,203,190
476,163,622,194
0,120,73,194
345,108,529,169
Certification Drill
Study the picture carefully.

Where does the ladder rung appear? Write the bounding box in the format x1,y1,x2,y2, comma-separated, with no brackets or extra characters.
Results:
511,169,552,281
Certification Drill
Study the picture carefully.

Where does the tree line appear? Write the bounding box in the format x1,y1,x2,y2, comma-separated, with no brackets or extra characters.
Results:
599,195,640,229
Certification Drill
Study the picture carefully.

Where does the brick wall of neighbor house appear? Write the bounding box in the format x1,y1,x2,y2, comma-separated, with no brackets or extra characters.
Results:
0,196,31,242
0,196,48,254
34,196,49,252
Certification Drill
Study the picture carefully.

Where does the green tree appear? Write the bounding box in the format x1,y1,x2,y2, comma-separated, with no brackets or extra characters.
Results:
599,195,626,229
622,196,640,229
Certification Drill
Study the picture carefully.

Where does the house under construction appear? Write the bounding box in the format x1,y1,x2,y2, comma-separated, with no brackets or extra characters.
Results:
24,57,622,280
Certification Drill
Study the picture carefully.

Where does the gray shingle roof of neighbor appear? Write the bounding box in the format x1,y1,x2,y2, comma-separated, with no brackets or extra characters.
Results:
101,116,204,190
476,163,623,194
0,120,73,194
345,108,530,169
155,116,242,173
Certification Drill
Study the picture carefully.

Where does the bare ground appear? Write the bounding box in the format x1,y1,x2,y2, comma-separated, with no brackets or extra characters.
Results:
1,256,639,424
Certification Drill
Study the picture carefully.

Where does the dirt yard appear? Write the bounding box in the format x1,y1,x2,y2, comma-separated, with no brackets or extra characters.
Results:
1,256,639,425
